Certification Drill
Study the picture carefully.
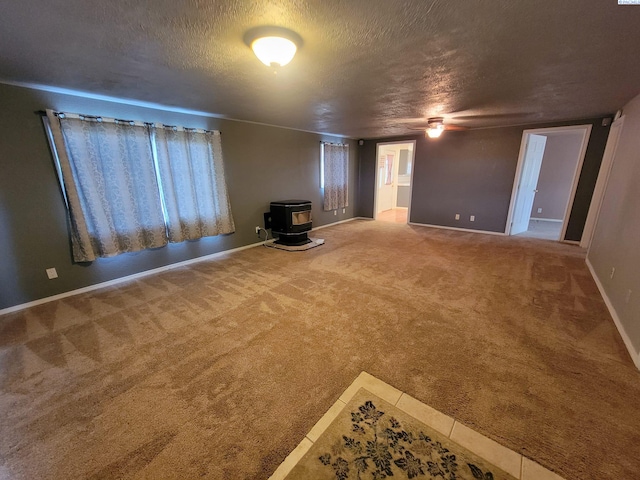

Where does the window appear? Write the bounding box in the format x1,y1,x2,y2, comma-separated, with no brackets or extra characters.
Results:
321,142,349,211
44,110,235,262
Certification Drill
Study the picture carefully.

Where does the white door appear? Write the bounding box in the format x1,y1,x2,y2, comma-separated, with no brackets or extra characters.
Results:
377,152,394,213
391,150,402,208
511,134,547,235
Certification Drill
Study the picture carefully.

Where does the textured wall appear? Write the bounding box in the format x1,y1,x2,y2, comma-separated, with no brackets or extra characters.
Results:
0,83,357,309
588,92,640,356
358,118,610,237
531,133,584,220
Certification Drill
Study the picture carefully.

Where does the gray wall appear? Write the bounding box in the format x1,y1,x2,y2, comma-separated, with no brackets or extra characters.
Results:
358,118,611,238
531,133,584,220
588,91,640,358
0,83,358,310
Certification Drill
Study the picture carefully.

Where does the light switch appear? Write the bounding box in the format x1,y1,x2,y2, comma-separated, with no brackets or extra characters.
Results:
46,268,58,279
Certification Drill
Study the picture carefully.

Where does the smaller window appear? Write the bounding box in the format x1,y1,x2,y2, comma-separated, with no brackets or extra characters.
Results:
321,142,349,211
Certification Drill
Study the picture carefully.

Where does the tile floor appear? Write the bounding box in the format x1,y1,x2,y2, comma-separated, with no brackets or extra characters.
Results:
269,372,565,480
376,208,408,223
515,219,562,241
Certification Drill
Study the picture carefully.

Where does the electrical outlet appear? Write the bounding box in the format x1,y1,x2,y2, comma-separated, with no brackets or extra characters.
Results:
537,208,543,213
626,290,632,304
610,267,615,279
342,208,346,214
255,226,261,234
46,267,58,279
334,210,337,215
455,214,460,220
470,215,475,222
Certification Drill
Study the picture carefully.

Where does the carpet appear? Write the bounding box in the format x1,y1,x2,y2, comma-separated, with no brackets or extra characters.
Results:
1,220,639,479
285,388,516,480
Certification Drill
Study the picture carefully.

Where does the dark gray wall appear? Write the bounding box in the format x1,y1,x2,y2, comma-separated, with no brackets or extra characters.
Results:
0,83,357,310
564,122,611,241
358,118,611,238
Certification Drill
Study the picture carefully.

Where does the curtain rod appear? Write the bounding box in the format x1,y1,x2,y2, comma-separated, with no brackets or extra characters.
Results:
35,110,220,134
320,140,349,146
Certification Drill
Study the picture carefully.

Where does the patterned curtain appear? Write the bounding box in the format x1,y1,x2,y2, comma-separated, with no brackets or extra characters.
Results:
323,142,349,211
46,110,167,262
153,127,235,242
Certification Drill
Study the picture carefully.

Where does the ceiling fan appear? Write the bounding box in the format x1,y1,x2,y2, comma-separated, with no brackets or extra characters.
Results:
405,111,536,138
408,117,468,138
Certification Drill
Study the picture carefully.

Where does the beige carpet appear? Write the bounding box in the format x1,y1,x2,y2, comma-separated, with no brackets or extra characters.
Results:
0,220,639,479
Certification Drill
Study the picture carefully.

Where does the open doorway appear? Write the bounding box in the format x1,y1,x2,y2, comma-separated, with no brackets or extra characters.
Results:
374,141,416,224
506,125,592,241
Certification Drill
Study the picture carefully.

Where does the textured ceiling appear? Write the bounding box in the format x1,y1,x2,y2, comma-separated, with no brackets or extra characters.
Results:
1,0,640,138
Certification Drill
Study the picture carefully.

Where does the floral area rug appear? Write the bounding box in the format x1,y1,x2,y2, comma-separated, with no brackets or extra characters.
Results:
284,388,517,480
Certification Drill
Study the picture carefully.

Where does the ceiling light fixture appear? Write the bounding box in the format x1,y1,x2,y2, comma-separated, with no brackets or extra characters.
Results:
426,123,445,138
244,26,303,68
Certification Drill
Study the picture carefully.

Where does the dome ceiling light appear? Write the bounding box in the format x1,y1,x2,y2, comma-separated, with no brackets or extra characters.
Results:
243,26,303,68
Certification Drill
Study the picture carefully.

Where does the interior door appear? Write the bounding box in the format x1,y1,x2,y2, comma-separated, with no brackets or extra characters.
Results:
377,151,394,212
511,134,547,235
391,150,402,208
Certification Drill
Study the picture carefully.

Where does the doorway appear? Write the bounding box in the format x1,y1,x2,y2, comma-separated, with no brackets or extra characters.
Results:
374,141,416,224
506,125,592,241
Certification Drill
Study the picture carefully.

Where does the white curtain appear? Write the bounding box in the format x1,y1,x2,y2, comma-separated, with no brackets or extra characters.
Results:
323,142,349,211
153,127,235,242
46,110,167,262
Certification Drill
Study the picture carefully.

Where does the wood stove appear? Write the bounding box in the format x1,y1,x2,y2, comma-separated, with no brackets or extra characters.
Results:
268,200,312,246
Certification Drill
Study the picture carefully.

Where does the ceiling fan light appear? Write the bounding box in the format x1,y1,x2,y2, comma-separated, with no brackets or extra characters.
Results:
426,125,444,138
251,36,297,67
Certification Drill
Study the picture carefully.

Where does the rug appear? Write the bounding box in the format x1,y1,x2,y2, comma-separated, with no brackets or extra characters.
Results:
284,388,517,480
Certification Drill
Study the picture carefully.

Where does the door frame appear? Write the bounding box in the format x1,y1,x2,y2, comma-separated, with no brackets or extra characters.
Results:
504,124,592,241
582,116,624,249
373,140,417,222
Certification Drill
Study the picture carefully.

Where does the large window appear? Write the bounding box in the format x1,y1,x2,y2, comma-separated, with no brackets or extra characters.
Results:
321,142,349,211
44,110,235,262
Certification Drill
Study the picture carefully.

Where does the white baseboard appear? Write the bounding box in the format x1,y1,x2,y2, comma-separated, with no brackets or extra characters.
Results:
1,217,363,316
408,222,506,236
586,258,640,370
312,217,360,231
0,239,272,316
530,218,563,223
